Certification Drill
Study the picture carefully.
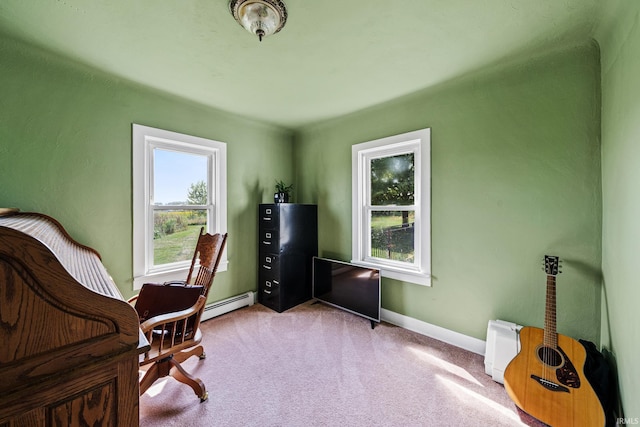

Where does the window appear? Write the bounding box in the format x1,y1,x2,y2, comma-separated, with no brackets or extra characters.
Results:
351,128,431,286
133,124,227,289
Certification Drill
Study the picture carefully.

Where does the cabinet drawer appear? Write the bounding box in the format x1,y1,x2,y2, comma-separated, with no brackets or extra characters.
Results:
259,286,279,308
259,205,279,228
258,270,281,311
259,254,279,276
259,276,280,291
259,229,280,253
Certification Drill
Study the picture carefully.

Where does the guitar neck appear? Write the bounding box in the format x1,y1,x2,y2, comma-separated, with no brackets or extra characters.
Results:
543,274,558,348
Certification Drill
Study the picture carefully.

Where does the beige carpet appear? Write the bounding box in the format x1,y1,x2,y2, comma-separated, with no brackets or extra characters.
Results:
139,301,544,427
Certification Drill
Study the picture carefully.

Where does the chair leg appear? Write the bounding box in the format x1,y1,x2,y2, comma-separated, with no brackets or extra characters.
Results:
139,356,207,402
174,345,205,363
139,360,167,396
168,357,208,402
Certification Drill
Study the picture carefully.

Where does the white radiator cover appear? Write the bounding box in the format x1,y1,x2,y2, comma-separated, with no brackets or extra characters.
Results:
201,291,255,322
484,319,522,384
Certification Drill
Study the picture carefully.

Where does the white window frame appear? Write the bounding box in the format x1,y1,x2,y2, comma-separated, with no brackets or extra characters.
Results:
351,128,431,286
132,124,227,290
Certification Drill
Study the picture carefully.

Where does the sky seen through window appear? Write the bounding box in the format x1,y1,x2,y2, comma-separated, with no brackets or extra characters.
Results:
153,149,208,205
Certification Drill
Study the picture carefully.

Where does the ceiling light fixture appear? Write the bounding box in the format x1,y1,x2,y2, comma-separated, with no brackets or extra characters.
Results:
229,0,287,42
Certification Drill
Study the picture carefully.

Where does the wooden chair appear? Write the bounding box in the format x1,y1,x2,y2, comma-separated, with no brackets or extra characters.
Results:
130,228,227,402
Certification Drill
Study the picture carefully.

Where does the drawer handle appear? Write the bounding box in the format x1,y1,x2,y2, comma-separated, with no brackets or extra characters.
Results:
273,280,279,285
262,217,272,221
262,241,271,245
264,290,271,294
262,265,271,270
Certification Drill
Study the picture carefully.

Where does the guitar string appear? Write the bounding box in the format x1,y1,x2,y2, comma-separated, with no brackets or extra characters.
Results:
544,274,549,382
544,274,554,382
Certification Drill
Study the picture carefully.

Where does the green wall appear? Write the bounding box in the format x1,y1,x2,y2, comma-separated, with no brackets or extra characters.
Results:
295,43,602,344
0,34,294,301
597,1,640,418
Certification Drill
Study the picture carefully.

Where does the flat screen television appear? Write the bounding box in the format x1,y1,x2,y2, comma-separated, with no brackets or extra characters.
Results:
312,257,381,328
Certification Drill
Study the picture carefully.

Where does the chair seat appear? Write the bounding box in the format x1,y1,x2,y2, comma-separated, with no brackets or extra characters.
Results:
140,328,203,366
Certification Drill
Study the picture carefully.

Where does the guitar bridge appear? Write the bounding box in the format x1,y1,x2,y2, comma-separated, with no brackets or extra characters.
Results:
531,375,570,393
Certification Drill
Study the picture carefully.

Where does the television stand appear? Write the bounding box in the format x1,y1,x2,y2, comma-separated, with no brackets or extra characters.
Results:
311,299,379,330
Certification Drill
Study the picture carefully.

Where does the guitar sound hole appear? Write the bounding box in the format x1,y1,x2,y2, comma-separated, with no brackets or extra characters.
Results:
537,346,563,368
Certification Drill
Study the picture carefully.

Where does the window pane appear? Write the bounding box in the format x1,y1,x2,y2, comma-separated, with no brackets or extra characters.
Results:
370,153,414,206
153,149,208,205
153,210,207,266
370,211,415,263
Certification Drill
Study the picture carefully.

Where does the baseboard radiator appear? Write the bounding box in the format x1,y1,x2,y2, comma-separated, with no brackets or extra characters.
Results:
201,291,255,322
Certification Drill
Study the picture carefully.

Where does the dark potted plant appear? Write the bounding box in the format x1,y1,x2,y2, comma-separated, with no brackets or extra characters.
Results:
274,180,293,203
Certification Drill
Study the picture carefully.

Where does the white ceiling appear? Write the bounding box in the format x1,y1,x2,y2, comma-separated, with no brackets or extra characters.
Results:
0,0,601,129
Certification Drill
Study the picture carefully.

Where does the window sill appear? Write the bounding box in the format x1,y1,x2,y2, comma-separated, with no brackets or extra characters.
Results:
133,260,228,290
350,260,431,286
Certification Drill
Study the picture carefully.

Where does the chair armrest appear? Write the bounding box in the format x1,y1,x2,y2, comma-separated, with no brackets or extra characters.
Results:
139,295,207,333
128,294,139,306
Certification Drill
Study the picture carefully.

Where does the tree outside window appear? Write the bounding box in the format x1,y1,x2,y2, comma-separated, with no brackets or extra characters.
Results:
370,153,415,263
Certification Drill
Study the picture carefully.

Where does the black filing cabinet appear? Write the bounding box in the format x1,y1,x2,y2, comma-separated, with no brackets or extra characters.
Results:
258,203,318,312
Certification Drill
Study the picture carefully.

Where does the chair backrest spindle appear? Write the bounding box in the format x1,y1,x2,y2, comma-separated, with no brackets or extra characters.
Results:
186,232,226,336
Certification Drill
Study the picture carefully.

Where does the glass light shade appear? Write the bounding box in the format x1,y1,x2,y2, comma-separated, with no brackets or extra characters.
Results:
230,0,287,41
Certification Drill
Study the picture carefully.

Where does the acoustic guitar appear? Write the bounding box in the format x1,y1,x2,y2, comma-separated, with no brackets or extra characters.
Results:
503,255,605,427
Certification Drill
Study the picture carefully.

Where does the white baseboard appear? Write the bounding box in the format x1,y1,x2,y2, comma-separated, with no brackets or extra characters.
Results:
381,308,486,355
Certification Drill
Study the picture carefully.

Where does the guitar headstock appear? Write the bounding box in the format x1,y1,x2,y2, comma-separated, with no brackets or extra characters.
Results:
543,255,562,276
